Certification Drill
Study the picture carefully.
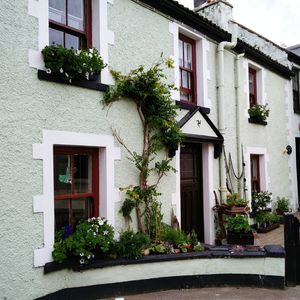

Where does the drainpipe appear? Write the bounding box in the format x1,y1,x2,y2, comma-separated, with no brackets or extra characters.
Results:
235,52,245,195
217,23,238,203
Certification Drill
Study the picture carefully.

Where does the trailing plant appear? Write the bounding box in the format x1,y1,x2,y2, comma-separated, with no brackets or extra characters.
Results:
226,215,251,233
248,103,269,121
42,44,106,82
251,191,272,214
275,197,290,213
116,230,151,259
102,56,182,236
52,217,114,264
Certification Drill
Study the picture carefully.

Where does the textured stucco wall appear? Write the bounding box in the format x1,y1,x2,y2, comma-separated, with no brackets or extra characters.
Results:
0,0,176,299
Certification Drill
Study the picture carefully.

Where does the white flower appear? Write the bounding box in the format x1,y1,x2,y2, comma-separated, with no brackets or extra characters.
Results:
80,252,84,257
65,73,69,77
90,67,93,71
89,48,93,53
91,254,95,259
93,232,96,236
88,218,91,222
87,255,91,259
89,53,93,58
69,79,72,83
103,230,108,236
46,68,52,74
59,68,63,73
85,72,89,80
79,259,85,265
98,219,104,226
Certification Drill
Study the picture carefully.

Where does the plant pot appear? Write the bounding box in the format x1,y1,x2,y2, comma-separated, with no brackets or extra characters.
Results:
226,206,250,214
257,222,280,233
227,232,254,245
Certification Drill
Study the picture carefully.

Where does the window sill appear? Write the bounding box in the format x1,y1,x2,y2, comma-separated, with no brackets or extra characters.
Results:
248,118,267,126
176,100,210,114
38,70,109,92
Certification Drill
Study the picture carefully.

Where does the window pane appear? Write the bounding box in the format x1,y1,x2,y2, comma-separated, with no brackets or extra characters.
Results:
54,154,72,195
179,40,183,67
49,27,64,46
74,154,92,194
72,197,91,227
67,0,84,30
184,42,192,70
55,199,69,231
65,33,79,49
180,91,190,102
49,0,66,25
182,70,191,89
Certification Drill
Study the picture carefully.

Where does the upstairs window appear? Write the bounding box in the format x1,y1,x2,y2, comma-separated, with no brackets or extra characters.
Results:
293,68,300,113
249,67,257,107
48,0,92,49
250,154,260,193
54,146,99,231
179,34,197,104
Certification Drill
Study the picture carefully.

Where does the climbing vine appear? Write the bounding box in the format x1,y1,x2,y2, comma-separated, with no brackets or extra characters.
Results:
102,56,182,239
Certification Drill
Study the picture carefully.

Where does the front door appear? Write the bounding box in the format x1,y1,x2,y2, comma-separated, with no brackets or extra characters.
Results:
180,143,204,241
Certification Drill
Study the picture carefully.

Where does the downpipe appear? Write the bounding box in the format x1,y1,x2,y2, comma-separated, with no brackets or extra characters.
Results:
217,23,238,203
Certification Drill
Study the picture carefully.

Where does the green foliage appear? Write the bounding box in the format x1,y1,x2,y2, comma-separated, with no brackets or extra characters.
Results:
149,243,167,254
119,198,136,221
193,244,205,252
161,225,188,246
276,197,290,212
52,217,114,264
116,230,151,259
42,44,106,82
256,211,279,225
186,230,199,246
226,193,248,207
251,191,272,214
103,57,182,150
226,215,251,233
248,104,270,121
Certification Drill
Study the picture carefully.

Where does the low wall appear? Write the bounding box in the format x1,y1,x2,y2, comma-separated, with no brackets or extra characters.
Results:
37,245,285,299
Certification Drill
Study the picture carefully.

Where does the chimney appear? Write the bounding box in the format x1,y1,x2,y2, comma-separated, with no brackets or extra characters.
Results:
194,0,233,32
194,0,207,9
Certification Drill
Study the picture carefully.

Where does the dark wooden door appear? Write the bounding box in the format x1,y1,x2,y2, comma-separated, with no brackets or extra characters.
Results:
296,138,300,208
180,143,204,242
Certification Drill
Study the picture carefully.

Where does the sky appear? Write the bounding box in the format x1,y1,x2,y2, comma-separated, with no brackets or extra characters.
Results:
177,0,300,47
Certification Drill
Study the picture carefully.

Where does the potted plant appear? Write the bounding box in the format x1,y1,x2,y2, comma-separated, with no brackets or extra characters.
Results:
256,211,280,233
226,193,249,214
275,197,290,215
248,103,269,123
251,191,272,216
226,215,254,245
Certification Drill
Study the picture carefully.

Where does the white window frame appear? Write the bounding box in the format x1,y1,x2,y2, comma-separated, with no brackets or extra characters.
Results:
32,130,120,267
245,60,266,109
246,147,269,202
28,0,114,85
169,22,211,108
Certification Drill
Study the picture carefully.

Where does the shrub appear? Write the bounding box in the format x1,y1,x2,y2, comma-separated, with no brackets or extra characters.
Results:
276,197,290,213
116,230,151,259
251,191,272,214
160,225,187,247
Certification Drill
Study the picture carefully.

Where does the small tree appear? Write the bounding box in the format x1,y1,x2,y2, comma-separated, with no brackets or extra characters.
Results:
102,57,182,239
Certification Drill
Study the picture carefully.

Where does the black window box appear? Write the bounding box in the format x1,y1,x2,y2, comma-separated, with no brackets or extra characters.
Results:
248,117,267,126
38,70,109,92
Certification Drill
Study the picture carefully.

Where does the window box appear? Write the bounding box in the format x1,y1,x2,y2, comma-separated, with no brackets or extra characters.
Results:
38,69,109,92
248,117,267,126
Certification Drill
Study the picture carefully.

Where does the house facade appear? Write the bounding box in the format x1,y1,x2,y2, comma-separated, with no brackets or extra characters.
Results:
0,0,297,298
